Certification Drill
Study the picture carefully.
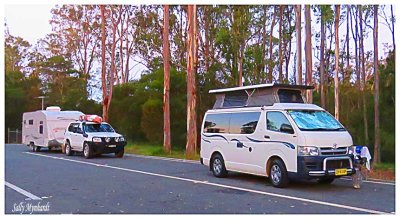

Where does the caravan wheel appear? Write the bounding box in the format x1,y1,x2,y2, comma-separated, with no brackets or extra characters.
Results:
31,143,40,152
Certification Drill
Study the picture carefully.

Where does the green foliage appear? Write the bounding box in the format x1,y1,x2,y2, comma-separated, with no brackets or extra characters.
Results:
109,68,187,148
313,50,395,162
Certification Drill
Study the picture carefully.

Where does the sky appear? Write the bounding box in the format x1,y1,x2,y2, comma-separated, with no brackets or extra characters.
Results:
3,4,396,91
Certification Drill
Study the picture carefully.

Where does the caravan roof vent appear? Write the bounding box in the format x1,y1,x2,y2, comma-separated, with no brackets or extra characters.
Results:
46,106,61,111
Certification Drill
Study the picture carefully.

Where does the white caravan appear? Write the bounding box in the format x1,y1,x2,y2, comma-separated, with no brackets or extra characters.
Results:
200,83,355,187
22,106,83,152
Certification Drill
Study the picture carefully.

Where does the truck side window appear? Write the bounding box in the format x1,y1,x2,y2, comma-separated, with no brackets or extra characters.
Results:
229,112,260,134
203,113,230,133
267,112,293,133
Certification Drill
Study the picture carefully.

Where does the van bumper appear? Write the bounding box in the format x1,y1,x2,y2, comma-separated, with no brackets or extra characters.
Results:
289,155,355,180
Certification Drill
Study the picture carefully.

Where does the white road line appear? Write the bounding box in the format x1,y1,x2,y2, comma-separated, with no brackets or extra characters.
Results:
5,181,42,201
24,152,390,214
340,177,395,186
126,153,396,186
125,153,199,164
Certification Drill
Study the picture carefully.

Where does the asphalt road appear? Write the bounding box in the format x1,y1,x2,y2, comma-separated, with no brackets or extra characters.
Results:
4,144,395,214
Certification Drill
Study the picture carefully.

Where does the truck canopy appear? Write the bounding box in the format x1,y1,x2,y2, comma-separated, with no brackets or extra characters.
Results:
209,83,314,109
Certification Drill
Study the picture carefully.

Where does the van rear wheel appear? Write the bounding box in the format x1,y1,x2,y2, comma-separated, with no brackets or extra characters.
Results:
211,154,228,178
269,159,289,188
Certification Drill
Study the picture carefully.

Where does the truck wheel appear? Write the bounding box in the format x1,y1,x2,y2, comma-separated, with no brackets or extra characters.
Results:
83,142,93,159
317,177,335,184
211,154,228,178
65,141,73,156
115,148,124,158
269,159,289,188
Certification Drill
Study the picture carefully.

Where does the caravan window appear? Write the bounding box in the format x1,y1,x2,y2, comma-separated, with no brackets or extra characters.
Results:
29,120,33,125
229,112,260,134
203,113,230,133
39,121,43,134
278,89,304,103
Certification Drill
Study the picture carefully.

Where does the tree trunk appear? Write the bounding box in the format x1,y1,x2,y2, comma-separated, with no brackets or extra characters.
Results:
278,5,284,83
390,5,395,52
334,5,340,120
100,5,108,122
268,6,277,83
163,5,171,154
186,5,197,159
359,5,369,146
346,6,350,76
373,5,381,165
305,5,313,103
320,9,326,108
295,5,302,85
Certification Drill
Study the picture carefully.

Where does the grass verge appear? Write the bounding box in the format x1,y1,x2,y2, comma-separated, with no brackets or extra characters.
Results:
124,142,200,161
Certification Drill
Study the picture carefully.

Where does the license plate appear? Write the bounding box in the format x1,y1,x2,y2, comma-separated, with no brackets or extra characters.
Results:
108,145,116,148
335,168,347,176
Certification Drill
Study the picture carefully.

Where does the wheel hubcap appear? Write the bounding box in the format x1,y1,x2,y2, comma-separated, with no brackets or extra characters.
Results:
66,144,70,154
84,145,89,156
271,164,282,184
213,158,222,175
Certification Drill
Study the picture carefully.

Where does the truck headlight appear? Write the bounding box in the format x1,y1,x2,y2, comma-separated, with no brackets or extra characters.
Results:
298,146,319,156
119,136,125,142
93,137,102,142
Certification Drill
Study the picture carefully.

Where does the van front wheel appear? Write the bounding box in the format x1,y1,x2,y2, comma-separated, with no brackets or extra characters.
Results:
269,159,289,188
211,154,228,178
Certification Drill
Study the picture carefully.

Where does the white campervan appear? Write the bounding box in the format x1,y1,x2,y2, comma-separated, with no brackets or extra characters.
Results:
22,106,83,152
200,83,355,188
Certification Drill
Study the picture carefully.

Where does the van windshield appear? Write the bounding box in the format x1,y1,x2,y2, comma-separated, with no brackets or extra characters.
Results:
84,123,115,133
287,110,345,131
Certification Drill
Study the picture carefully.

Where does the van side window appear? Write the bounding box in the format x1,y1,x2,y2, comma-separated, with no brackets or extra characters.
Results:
229,112,260,134
203,114,230,133
29,120,33,125
267,112,293,133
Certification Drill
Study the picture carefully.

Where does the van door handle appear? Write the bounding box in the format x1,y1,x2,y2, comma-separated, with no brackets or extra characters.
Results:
264,135,270,139
237,142,244,148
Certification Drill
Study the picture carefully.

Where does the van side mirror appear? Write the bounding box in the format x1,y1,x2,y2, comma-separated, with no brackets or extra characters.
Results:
280,124,294,134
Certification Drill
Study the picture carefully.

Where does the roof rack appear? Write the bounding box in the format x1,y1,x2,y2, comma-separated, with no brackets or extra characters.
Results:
209,83,314,109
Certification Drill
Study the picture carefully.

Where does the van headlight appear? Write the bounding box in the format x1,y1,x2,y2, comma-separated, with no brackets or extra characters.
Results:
298,146,319,156
92,137,102,142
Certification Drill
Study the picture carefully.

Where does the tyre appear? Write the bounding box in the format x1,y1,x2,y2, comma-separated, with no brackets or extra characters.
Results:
83,142,93,159
115,148,124,158
65,141,73,156
269,159,289,188
211,154,228,178
317,177,335,184
31,143,41,152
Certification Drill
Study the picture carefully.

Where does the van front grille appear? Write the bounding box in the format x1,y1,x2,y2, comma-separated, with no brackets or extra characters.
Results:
320,147,348,156
326,159,351,170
